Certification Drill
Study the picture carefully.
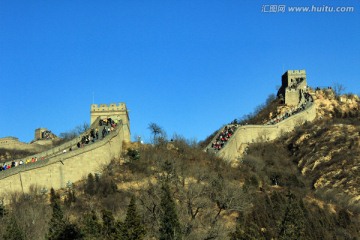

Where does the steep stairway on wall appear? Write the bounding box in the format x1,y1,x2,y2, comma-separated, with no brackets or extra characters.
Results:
205,90,316,162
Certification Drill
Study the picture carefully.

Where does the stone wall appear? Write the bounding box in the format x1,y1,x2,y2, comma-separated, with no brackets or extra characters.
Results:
0,122,125,202
217,102,317,162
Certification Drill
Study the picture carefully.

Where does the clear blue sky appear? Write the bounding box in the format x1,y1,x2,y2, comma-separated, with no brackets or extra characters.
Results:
1,0,359,143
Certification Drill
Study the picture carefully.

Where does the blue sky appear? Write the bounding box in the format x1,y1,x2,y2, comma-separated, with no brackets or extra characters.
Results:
1,0,359,143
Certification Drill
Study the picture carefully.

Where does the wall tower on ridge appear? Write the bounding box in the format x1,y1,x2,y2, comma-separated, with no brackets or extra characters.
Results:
277,70,307,106
90,103,130,142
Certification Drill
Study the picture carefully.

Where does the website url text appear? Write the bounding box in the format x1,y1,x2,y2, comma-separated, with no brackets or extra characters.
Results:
261,5,355,13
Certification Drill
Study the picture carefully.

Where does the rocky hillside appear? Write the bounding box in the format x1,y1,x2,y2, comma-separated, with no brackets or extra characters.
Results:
284,89,360,208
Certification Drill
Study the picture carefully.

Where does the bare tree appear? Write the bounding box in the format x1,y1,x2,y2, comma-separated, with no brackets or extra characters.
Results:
148,122,166,144
59,130,78,140
148,122,163,138
333,83,346,97
76,122,90,135
59,122,90,141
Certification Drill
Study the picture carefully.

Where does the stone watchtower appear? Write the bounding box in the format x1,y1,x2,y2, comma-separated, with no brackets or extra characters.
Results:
35,128,48,140
34,128,57,140
277,70,307,106
90,103,131,142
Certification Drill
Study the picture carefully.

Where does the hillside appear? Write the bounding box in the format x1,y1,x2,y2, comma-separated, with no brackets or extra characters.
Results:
0,89,359,240
285,89,360,208
242,88,360,202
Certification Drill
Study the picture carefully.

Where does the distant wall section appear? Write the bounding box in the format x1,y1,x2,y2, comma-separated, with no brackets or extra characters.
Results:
0,137,44,152
0,124,125,201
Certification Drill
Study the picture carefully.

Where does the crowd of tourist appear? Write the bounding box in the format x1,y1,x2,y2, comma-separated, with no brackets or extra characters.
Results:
75,118,117,148
315,86,332,91
1,117,119,173
0,156,47,171
99,117,117,127
77,128,98,148
210,125,238,151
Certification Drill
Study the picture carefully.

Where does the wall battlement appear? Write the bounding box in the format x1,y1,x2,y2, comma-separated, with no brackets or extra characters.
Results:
288,70,306,74
91,103,127,111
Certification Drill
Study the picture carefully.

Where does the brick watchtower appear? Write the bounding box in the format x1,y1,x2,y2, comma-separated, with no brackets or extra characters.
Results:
277,70,307,106
90,103,130,142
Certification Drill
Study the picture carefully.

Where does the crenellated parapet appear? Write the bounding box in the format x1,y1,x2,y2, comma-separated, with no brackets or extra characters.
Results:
91,102,127,112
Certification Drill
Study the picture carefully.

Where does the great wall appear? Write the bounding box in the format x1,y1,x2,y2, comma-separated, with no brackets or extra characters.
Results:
0,70,317,200
205,70,317,162
0,103,130,202
208,102,316,162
